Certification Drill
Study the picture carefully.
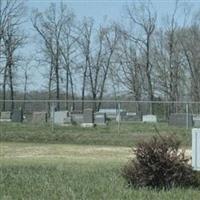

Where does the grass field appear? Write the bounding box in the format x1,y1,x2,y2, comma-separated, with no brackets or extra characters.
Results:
0,142,199,200
0,122,191,147
0,122,197,199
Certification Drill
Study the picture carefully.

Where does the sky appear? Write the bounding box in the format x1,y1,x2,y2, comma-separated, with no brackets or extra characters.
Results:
27,0,200,23
22,0,200,91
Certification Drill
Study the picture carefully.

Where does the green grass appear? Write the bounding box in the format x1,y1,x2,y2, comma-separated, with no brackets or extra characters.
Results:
0,123,195,199
0,122,191,147
0,142,199,200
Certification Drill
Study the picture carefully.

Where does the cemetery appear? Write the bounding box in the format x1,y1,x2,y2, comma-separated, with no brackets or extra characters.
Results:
1,107,200,130
1,0,200,199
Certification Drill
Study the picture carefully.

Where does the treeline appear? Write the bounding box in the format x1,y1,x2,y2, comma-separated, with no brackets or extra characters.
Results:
0,0,200,112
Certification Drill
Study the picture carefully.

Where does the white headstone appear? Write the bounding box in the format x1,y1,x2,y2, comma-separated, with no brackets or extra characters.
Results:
142,115,157,123
0,111,11,122
127,112,136,116
192,128,200,171
94,113,106,125
54,111,70,125
81,123,94,128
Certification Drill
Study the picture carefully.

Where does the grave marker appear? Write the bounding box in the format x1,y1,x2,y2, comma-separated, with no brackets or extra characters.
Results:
193,115,200,128
94,112,106,125
142,115,157,123
32,112,47,123
122,112,141,122
82,108,94,127
71,114,84,124
0,111,11,122
54,111,71,125
12,110,23,122
169,113,193,128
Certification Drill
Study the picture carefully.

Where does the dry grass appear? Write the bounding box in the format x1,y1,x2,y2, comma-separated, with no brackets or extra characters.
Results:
0,142,191,166
0,142,132,164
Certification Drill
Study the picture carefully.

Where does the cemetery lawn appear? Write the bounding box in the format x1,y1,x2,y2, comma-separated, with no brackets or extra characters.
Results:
0,122,191,147
0,142,199,200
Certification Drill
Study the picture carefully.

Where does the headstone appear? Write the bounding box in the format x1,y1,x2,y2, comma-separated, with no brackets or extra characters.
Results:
169,113,193,128
142,114,157,123
32,112,47,123
54,111,71,125
71,110,82,114
82,108,94,127
0,111,11,122
127,112,137,116
118,111,127,121
192,128,200,171
71,114,84,124
122,112,141,122
94,112,106,125
99,109,116,120
99,108,124,120
193,115,200,128
12,110,23,122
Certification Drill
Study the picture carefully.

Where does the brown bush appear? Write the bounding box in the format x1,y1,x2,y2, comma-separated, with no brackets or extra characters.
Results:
122,134,200,189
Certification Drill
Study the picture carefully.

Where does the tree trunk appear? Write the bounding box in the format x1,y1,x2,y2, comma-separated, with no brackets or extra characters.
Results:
81,62,88,112
146,36,154,113
23,70,28,111
69,68,75,111
8,62,14,112
55,56,60,111
65,67,69,110
2,66,7,111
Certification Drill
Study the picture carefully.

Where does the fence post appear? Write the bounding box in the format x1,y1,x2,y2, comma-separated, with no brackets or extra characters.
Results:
118,102,121,134
150,102,152,115
51,102,55,132
186,103,189,129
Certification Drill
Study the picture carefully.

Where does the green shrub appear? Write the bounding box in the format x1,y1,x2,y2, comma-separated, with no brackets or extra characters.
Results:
122,134,200,189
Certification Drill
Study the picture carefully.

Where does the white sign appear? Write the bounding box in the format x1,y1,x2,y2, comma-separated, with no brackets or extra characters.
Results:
142,115,157,123
192,128,200,171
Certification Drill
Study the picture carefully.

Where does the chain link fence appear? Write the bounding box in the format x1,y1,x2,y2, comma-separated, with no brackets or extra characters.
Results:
0,100,200,131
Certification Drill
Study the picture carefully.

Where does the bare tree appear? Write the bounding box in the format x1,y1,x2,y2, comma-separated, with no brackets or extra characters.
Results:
77,18,93,111
77,22,119,111
126,1,157,113
153,1,187,114
59,9,77,110
180,24,200,102
0,0,25,111
116,36,143,112
32,3,69,110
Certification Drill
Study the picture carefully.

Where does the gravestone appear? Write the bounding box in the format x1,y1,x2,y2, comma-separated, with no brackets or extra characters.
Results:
54,111,71,125
142,115,157,123
94,112,106,125
169,113,193,128
82,108,94,127
122,112,141,122
99,109,123,120
12,110,23,122
117,111,127,122
193,115,200,128
71,114,84,124
32,112,47,123
0,111,11,122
